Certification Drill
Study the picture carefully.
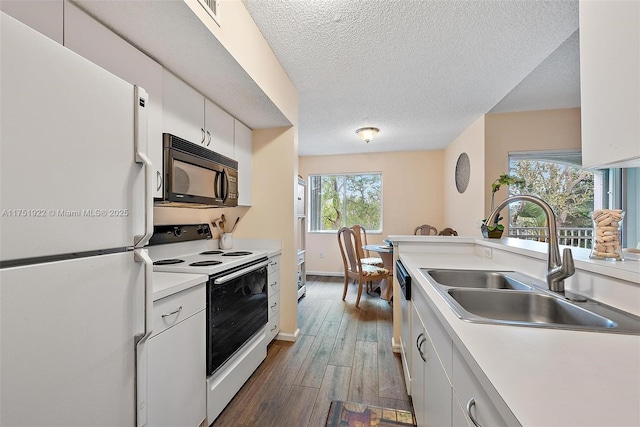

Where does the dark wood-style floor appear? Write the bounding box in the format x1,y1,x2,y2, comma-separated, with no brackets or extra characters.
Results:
212,275,412,427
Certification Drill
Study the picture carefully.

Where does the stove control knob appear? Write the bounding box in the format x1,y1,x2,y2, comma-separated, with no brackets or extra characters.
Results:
173,227,182,237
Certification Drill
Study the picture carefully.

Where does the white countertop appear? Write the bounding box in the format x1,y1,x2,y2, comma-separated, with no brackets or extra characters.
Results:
400,252,640,426
153,272,208,301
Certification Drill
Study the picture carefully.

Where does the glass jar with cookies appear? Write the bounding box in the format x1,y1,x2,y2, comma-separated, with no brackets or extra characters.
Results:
590,209,625,260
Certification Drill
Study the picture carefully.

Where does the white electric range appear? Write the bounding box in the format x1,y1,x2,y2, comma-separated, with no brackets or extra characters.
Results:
148,223,270,424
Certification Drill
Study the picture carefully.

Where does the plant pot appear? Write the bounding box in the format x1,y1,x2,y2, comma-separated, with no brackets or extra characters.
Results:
481,224,503,239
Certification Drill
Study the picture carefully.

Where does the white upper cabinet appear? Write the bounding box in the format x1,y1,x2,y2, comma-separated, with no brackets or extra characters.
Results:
64,2,164,197
162,70,206,147
0,0,63,44
580,0,640,168
234,120,253,206
163,70,235,159
205,99,235,159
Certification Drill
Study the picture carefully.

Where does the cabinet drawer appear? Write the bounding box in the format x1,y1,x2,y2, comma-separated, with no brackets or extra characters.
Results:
152,283,205,337
268,270,280,297
268,291,280,318
268,256,281,274
452,347,512,427
266,316,280,342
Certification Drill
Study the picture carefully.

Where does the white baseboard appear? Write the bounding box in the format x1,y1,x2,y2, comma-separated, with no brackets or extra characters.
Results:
391,336,401,353
275,328,300,342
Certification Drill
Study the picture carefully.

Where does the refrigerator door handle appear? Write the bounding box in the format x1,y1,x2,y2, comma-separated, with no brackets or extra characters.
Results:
134,248,153,427
134,86,153,248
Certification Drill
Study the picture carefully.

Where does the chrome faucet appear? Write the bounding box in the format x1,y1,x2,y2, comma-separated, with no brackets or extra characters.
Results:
486,195,575,292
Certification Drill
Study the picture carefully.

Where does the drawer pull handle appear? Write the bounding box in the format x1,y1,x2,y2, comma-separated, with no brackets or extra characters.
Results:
271,303,278,309
271,281,278,288
466,398,482,427
270,325,278,332
161,306,183,318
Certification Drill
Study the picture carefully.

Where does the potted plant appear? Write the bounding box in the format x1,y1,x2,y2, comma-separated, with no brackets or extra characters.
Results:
481,173,526,238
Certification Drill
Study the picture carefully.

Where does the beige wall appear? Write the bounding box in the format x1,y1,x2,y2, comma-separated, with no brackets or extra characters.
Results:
299,150,444,275
443,116,486,236
484,108,582,214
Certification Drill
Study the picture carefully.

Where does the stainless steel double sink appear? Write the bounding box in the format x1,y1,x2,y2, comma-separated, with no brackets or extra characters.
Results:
420,269,640,334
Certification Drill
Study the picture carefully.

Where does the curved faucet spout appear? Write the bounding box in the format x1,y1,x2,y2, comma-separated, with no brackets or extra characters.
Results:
486,195,574,292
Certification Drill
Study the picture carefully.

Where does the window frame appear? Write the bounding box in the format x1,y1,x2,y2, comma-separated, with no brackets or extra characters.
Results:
307,172,384,234
506,149,638,250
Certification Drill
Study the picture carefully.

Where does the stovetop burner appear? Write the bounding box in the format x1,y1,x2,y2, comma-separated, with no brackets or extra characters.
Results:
153,259,185,265
190,260,223,267
200,250,223,255
222,251,252,257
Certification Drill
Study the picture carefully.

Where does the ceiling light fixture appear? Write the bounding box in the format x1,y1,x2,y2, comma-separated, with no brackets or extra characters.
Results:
356,127,379,143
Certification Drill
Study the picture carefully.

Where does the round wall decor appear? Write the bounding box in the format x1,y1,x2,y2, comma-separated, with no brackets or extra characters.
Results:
455,152,470,193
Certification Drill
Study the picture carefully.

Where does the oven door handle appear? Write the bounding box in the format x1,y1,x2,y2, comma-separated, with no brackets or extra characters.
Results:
213,260,270,285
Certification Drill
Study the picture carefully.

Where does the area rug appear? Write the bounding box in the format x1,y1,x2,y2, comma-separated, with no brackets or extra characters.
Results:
325,401,416,427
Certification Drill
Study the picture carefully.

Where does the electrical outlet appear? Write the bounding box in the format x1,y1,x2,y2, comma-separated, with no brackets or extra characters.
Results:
483,248,492,259
319,251,324,258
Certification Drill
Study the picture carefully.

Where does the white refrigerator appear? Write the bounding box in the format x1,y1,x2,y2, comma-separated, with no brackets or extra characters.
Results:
0,13,154,427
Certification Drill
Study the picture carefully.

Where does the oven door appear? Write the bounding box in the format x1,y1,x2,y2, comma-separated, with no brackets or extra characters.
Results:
206,259,269,375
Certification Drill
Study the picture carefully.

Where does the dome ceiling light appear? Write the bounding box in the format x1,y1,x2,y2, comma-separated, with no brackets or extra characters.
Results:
356,127,380,143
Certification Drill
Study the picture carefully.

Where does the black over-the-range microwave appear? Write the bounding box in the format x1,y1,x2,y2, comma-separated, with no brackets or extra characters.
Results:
157,133,238,208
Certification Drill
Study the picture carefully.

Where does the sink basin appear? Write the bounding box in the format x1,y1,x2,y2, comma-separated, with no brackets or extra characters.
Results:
421,269,533,290
446,289,617,329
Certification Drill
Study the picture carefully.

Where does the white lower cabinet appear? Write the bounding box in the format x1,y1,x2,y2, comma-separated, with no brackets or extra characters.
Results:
149,283,206,427
452,347,509,427
411,291,452,427
409,284,518,427
266,254,281,342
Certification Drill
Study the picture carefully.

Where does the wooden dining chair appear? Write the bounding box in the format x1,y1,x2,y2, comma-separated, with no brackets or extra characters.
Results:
414,224,438,235
351,224,383,267
438,227,458,236
337,227,389,307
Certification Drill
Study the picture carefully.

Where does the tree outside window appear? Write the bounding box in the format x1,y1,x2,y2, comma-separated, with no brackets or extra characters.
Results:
309,173,382,232
507,150,602,248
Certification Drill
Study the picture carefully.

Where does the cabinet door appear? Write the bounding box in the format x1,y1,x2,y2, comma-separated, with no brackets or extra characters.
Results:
162,69,205,146
452,347,509,427
423,331,453,427
64,2,164,197
580,0,640,168
0,0,63,43
205,98,234,158
452,394,474,427
411,303,427,426
235,119,253,206
148,310,206,427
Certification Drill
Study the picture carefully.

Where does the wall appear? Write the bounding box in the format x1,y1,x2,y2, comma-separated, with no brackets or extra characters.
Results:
443,116,486,236
299,150,444,275
484,108,582,215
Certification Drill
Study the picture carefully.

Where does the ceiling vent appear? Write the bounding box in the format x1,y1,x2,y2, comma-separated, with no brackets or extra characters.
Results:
198,0,221,26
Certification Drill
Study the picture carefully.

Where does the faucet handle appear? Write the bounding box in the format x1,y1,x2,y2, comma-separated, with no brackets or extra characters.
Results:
562,248,575,277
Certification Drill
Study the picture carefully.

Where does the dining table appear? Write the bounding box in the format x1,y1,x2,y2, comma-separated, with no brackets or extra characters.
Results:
363,244,394,301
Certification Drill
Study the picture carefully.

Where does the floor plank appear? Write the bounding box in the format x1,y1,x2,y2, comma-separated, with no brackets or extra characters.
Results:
211,276,411,426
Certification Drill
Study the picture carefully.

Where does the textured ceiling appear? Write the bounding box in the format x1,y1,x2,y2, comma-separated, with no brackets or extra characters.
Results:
244,0,580,156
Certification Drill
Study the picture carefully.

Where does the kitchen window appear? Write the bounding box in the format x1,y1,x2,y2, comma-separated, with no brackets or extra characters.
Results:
507,150,639,249
308,173,382,232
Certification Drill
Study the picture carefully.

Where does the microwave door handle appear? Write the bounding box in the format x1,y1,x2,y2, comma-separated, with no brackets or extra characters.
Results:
222,169,229,202
214,169,221,200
